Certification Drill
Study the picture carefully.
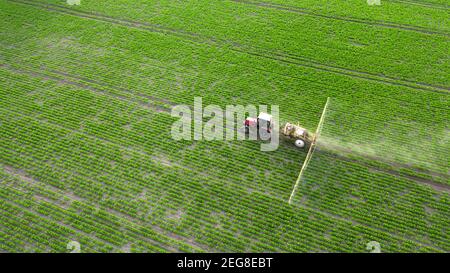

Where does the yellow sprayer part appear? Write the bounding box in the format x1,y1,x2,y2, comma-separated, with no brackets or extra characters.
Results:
288,97,330,205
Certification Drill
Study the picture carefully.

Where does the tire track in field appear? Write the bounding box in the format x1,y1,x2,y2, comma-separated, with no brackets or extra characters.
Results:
45,68,178,108
368,167,450,193
8,0,209,43
7,0,450,94
0,63,173,114
232,48,450,94
320,149,450,193
4,36,447,115
230,0,450,36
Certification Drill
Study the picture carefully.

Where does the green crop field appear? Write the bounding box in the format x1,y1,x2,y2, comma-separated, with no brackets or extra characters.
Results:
0,0,448,253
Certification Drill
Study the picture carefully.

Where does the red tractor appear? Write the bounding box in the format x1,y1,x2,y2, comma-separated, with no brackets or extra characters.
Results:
244,112,273,139
243,112,313,148
242,96,330,148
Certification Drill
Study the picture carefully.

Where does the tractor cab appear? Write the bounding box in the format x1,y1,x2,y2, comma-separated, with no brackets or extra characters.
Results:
257,112,273,133
244,112,273,134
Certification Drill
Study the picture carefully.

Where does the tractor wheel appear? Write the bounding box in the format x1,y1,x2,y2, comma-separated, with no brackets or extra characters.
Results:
294,139,305,148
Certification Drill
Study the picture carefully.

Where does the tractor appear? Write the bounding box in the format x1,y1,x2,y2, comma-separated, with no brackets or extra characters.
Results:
244,98,330,149
243,113,313,148
243,98,329,149
244,112,273,138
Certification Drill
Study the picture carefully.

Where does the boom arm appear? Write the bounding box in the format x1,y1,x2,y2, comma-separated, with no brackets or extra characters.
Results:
288,97,330,204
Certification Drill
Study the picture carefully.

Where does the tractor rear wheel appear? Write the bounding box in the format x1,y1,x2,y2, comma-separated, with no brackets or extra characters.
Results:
294,139,305,148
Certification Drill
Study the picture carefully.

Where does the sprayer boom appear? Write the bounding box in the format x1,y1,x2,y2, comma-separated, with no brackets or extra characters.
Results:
288,97,330,204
